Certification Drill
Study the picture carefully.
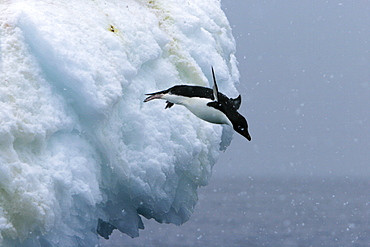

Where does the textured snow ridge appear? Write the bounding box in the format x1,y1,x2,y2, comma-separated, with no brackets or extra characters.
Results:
0,0,239,246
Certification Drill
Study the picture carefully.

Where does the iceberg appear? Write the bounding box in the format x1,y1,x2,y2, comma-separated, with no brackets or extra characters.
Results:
0,0,240,246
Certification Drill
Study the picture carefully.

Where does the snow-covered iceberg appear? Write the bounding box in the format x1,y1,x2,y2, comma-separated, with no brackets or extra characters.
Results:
0,0,240,246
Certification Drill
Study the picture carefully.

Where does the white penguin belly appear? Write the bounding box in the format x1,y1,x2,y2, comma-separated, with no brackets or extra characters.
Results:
185,98,232,125
163,95,232,126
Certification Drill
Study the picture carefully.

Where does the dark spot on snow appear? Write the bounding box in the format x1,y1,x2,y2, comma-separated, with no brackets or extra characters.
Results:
109,25,117,33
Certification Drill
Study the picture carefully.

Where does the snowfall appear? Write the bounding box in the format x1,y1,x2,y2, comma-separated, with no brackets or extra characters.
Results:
0,0,240,246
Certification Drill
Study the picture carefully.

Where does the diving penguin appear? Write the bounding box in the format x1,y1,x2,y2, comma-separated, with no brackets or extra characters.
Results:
144,67,251,141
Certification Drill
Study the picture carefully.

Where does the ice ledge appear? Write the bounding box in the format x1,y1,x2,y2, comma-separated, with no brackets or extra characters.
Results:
0,0,239,245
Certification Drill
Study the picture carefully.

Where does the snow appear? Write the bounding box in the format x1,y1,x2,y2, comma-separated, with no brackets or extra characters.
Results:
0,0,239,246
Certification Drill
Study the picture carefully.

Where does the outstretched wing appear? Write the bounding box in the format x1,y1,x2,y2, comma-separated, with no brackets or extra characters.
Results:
211,67,219,102
232,95,242,110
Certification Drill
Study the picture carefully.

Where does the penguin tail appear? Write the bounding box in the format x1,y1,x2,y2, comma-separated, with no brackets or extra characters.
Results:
165,101,174,109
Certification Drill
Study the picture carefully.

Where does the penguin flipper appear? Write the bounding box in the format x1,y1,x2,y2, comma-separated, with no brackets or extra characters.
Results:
211,67,219,102
207,101,222,111
232,95,242,110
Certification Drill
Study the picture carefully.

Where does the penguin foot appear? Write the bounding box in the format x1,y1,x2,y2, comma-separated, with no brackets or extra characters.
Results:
144,94,164,102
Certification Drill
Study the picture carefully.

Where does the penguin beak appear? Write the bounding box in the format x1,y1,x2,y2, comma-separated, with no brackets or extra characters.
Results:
240,128,252,141
234,124,252,141
245,132,252,141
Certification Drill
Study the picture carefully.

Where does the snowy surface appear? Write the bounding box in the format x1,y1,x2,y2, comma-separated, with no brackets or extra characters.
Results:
0,0,239,246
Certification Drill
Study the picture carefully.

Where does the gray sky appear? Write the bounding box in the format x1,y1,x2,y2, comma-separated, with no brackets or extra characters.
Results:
217,0,370,177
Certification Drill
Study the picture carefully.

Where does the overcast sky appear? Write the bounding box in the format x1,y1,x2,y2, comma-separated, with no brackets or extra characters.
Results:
217,0,369,177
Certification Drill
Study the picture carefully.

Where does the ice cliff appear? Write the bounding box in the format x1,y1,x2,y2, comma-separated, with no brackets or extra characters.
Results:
0,0,240,246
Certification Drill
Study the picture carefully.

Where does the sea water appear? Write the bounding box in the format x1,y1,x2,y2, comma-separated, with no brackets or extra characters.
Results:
101,175,370,246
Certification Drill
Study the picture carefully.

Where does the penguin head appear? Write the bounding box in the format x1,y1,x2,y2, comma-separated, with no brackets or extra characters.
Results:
232,115,251,141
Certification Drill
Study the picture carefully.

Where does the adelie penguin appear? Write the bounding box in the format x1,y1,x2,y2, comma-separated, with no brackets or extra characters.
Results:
144,67,251,141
